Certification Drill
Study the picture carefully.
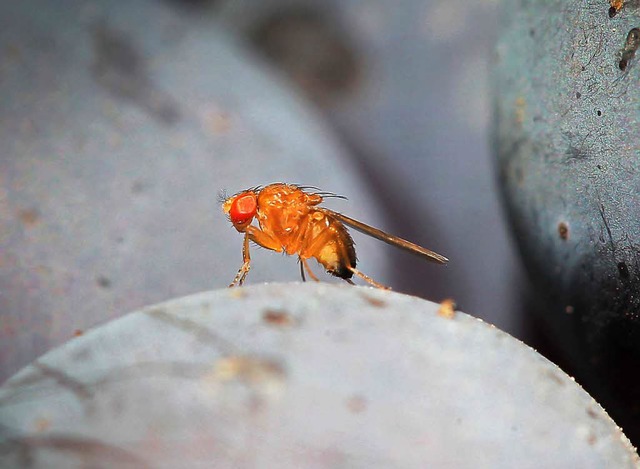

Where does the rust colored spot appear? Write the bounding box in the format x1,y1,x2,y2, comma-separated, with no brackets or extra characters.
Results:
558,222,569,240
33,417,51,432
438,298,456,319
263,309,294,326
361,294,386,308
586,406,599,419
73,329,84,337
587,433,597,446
546,369,565,386
346,394,368,414
17,208,40,226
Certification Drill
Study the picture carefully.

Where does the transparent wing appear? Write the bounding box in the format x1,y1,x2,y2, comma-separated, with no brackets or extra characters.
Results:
318,208,448,264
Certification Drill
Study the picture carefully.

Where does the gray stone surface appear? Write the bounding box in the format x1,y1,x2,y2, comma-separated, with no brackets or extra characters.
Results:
493,0,640,443
1,283,637,468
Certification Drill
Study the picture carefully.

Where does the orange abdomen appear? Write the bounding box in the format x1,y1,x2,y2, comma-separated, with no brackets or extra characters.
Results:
307,216,356,279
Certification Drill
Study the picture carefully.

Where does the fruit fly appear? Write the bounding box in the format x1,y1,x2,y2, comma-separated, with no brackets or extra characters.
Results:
221,183,448,289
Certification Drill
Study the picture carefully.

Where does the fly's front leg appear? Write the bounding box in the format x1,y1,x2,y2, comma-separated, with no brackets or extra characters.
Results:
229,225,283,287
230,233,252,287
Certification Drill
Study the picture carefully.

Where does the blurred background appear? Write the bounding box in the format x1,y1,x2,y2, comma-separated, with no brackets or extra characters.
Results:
3,0,640,450
2,0,526,384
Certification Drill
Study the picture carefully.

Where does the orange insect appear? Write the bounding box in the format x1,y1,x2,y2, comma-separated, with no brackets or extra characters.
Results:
222,183,448,289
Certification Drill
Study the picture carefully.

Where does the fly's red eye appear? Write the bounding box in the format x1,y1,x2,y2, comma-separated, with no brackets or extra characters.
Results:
230,194,257,224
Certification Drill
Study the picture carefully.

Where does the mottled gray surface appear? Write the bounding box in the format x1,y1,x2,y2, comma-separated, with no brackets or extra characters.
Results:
493,0,640,443
1,283,637,468
495,0,640,344
0,0,389,381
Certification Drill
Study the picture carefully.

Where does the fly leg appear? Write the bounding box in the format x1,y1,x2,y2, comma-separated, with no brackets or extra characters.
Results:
334,239,391,290
290,216,322,282
230,233,251,287
301,258,320,281
347,266,391,290
229,226,283,287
